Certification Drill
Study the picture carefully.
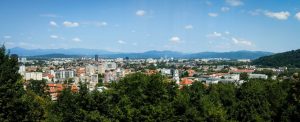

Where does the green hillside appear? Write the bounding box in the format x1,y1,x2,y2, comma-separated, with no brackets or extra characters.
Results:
252,49,300,67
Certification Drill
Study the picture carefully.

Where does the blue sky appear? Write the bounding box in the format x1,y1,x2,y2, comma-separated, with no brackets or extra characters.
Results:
0,0,300,53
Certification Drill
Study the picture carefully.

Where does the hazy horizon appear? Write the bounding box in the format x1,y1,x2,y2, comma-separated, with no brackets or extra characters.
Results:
9,46,277,54
1,0,300,53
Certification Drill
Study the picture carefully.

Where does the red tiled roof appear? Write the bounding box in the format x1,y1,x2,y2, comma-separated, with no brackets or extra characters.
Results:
56,84,64,91
180,78,193,85
231,69,254,73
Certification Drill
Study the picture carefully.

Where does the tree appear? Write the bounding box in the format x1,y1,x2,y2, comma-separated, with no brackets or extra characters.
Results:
0,45,45,121
234,80,272,121
240,72,248,80
27,79,49,97
281,79,300,121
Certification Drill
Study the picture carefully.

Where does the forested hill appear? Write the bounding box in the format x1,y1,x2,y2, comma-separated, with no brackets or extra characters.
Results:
252,49,300,67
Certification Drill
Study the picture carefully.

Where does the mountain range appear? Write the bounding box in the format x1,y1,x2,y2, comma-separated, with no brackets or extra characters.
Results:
9,47,273,59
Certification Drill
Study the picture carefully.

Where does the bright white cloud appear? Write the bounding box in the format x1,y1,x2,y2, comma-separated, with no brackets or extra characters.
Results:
232,37,253,46
207,32,222,38
50,35,58,39
295,12,300,21
63,21,79,27
208,13,218,17
184,25,193,29
72,37,81,42
221,7,230,12
50,21,58,27
136,10,146,16
117,40,126,44
170,36,181,43
265,11,290,20
225,0,243,7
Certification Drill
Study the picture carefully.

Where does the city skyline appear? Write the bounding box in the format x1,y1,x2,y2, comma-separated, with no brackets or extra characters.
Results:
1,0,300,53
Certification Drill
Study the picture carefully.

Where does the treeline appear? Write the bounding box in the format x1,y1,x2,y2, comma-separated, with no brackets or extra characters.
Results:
252,49,300,68
1,45,300,121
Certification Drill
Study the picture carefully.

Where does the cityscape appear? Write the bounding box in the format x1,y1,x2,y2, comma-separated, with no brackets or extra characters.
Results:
1,0,300,121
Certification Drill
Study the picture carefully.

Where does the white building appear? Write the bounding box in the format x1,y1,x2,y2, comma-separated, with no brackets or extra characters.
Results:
249,74,268,79
104,70,116,83
173,69,180,84
55,70,75,79
25,72,43,81
103,62,117,71
86,65,96,75
115,58,123,62
206,78,219,84
238,59,251,62
146,58,157,63
18,65,26,76
116,68,125,79
161,68,171,75
223,74,240,81
97,64,105,74
19,57,27,63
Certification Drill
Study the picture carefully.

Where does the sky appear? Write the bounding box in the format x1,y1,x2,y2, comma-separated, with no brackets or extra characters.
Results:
0,0,300,53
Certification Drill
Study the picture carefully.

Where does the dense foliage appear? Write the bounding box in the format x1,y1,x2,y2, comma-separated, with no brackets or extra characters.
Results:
252,49,300,68
1,45,300,121
0,45,47,121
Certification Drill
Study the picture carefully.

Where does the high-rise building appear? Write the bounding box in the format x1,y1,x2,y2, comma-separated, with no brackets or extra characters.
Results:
95,55,99,61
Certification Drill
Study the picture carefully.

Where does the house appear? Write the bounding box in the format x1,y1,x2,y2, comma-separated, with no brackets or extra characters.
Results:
180,78,193,86
47,83,65,101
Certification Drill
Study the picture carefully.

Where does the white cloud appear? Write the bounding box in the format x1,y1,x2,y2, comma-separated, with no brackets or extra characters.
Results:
72,37,81,42
221,7,230,12
136,10,146,16
225,0,243,7
50,35,59,39
265,11,290,20
3,36,11,39
96,21,108,27
132,42,138,46
170,36,181,43
208,13,218,17
184,25,193,29
207,32,222,38
50,21,58,27
225,31,230,35
82,21,108,27
117,40,126,44
295,12,300,21
232,37,253,46
63,21,79,27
